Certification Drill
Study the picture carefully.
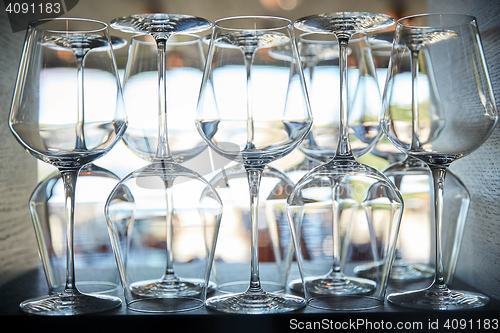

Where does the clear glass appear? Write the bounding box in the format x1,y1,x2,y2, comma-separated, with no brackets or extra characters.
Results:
9,18,126,315
298,33,382,163
287,12,403,311
382,13,498,310
107,14,222,313
196,16,312,314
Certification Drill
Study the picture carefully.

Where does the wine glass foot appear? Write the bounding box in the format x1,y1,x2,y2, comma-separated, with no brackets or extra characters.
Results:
390,263,434,281
217,281,285,294
387,288,489,310
19,292,121,315
354,262,434,281
308,295,383,311
289,275,376,295
206,291,306,314
131,278,216,298
127,298,204,313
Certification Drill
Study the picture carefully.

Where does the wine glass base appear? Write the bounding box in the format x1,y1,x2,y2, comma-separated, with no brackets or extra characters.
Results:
19,293,121,315
387,288,489,310
308,295,383,311
131,278,215,298
127,297,204,313
354,262,434,281
289,275,377,295
206,291,306,314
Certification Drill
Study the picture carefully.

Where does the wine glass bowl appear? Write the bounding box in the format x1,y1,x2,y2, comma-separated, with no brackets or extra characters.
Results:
382,13,498,310
286,159,403,310
196,16,312,314
105,159,223,312
197,17,312,169
201,164,298,294
383,14,497,165
29,164,123,295
10,18,126,315
121,34,208,163
297,33,382,163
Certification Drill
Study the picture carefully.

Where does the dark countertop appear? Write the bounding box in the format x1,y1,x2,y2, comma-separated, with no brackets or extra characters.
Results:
1,266,498,332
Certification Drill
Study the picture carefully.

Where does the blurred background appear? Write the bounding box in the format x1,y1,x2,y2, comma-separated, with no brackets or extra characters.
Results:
68,0,427,67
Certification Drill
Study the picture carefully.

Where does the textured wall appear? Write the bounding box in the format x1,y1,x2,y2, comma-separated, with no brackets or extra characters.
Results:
0,9,39,285
428,0,500,300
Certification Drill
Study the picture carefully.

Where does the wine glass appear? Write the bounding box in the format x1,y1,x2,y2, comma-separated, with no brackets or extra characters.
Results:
196,16,312,314
106,14,222,313
286,12,403,311
382,14,498,310
356,37,470,282
9,18,126,315
298,32,382,163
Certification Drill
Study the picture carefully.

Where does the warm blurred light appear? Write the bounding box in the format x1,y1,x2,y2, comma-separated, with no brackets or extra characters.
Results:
278,0,299,10
259,0,300,11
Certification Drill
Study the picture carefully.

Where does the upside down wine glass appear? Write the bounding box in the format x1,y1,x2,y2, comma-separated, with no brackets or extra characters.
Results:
382,14,498,310
106,14,222,312
10,18,126,315
286,12,403,311
196,16,312,314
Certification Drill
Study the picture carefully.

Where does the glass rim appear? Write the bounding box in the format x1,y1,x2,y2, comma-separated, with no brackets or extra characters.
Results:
28,17,109,34
214,15,292,31
397,13,476,29
131,33,201,45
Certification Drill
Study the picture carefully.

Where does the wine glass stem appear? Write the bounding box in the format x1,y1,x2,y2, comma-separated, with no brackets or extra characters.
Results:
155,38,174,160
331,182,342,274
61,168,81,295
162,178,177,281
411,51,420,150
392,174,404,260
429,166,447,290
336,37,353,158
246,167,264,293
245,54,255,150
75,56,87,150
